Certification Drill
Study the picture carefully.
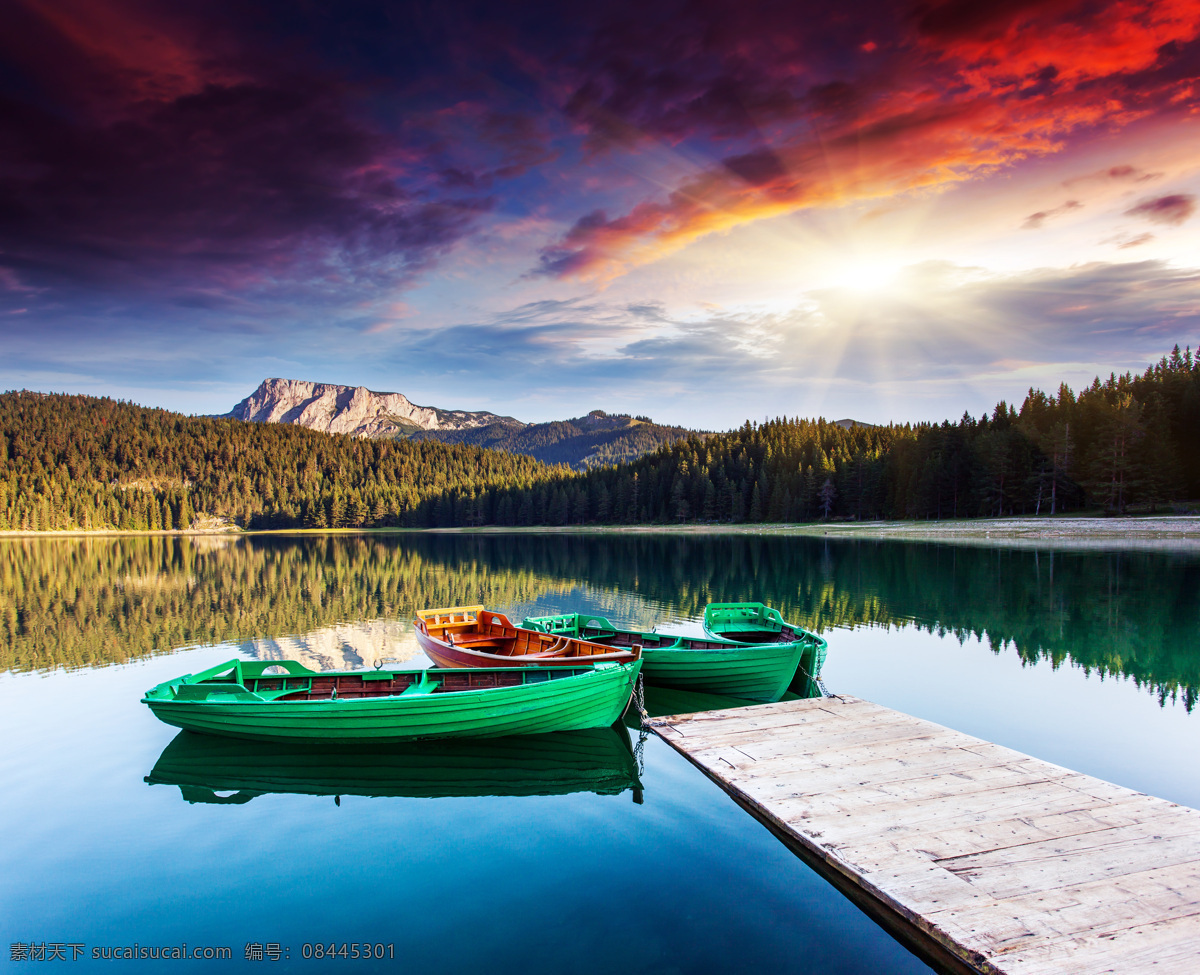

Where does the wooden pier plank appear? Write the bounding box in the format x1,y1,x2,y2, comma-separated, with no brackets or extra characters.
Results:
650,695,1200,975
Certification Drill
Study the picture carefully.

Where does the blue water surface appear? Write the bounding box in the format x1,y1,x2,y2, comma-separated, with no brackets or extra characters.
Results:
3,533,1198,973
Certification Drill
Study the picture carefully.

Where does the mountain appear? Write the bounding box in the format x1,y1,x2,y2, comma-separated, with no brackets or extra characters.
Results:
224,380,702,469
413,409,700,469
223,378,518,437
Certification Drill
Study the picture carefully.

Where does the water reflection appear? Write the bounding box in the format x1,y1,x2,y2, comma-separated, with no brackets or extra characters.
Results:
242,619,421,671
3,532,1197,707
635,685,805,720
146,725,643,803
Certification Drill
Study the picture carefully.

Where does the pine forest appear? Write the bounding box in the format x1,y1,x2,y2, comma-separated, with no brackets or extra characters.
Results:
1,346,1197,531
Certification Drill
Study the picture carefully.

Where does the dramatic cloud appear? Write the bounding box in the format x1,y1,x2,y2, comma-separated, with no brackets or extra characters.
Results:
2,0,1199,423
2,84,493,294
1124,193,1198,226
537,0,1200,279
0,1,510,301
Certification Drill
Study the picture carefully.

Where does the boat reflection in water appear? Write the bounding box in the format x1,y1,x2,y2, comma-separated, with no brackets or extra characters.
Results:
633,684,815,725
146,724,643,805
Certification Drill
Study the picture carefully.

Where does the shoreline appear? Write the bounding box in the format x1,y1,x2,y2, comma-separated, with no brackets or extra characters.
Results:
3,514,1200,550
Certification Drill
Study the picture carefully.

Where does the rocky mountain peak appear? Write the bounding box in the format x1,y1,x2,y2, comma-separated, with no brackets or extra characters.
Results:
224,378,521,439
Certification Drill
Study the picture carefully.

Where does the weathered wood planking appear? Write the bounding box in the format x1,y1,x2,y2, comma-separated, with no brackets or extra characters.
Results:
650,695,1200,975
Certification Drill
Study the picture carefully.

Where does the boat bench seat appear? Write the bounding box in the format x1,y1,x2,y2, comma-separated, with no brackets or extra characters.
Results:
254,685,313,701
400,679,442,695
175,682,248,700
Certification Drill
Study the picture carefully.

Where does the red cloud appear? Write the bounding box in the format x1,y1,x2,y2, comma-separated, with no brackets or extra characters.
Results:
4,0,246,121
919,0,1199,88
540,0,1200,280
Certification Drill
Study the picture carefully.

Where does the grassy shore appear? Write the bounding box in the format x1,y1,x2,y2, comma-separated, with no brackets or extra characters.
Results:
4,514,1200,550
429,515,1200,550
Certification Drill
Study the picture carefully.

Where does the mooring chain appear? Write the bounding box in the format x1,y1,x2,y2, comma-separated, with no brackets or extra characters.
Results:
632,672,651,727
796,660,831,698
633,729,648,776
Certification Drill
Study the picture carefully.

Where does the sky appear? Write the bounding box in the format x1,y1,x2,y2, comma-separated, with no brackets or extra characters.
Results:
2,0,1200,428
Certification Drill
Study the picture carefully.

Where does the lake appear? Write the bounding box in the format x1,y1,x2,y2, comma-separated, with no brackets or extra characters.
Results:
2,532,1198,972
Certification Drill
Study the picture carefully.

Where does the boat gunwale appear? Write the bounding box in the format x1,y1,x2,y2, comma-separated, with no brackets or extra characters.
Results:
521,609,827,655
142,659,633,707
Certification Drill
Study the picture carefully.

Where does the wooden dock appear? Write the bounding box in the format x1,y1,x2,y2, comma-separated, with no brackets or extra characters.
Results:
650,695,1200,975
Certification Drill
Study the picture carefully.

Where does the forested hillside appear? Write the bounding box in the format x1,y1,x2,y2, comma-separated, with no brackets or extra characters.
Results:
1,346,1197,531
0,395,557,531
452,345,1200,526
412,410,699,469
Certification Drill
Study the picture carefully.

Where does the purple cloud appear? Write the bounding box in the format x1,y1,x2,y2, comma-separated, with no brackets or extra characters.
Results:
1125,194,1197,226
0,79,493,297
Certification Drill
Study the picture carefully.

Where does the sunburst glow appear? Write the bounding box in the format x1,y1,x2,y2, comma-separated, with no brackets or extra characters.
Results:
827,258,910,294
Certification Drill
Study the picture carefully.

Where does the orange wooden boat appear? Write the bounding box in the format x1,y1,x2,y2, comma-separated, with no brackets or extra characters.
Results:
415,606,640,669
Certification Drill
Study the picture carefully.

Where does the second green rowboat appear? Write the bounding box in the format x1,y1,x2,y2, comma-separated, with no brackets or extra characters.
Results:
521,607,817,703
703,602,828,696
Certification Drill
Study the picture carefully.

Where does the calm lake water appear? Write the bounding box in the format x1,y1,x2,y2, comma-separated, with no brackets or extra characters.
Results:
2,532,1198,972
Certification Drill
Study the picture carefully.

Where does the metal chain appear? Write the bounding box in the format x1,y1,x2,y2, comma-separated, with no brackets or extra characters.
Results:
632,673,651,727
795,661,831,698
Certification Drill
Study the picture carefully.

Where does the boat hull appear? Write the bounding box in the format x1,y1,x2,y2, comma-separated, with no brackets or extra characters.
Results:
641,640,805,703
793,639,828,696
521,609,820,703
143,662,641,743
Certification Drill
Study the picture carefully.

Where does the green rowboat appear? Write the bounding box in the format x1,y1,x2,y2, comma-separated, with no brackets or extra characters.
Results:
142,658,641,743
145,726,643,802
703,602,828,696
521,605,822,703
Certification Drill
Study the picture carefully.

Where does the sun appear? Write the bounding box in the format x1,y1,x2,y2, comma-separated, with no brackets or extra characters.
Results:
827,256,908,294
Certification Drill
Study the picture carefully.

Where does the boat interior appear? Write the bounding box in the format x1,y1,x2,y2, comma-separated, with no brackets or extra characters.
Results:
616,632,748,650
703,603,797,644
527,613,782,650
165,659,595,703
416,606,639,659
713,627,795,644
247,668,578,700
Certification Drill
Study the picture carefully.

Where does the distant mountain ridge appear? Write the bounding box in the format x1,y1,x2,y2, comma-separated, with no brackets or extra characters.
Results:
413,409,700,469
224,379,702,469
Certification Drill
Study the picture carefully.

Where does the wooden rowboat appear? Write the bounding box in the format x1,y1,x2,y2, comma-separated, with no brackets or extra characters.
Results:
521,602,827,703
520,611,800,702
142,657,641,742
414,606,640,669
703,602,828,696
